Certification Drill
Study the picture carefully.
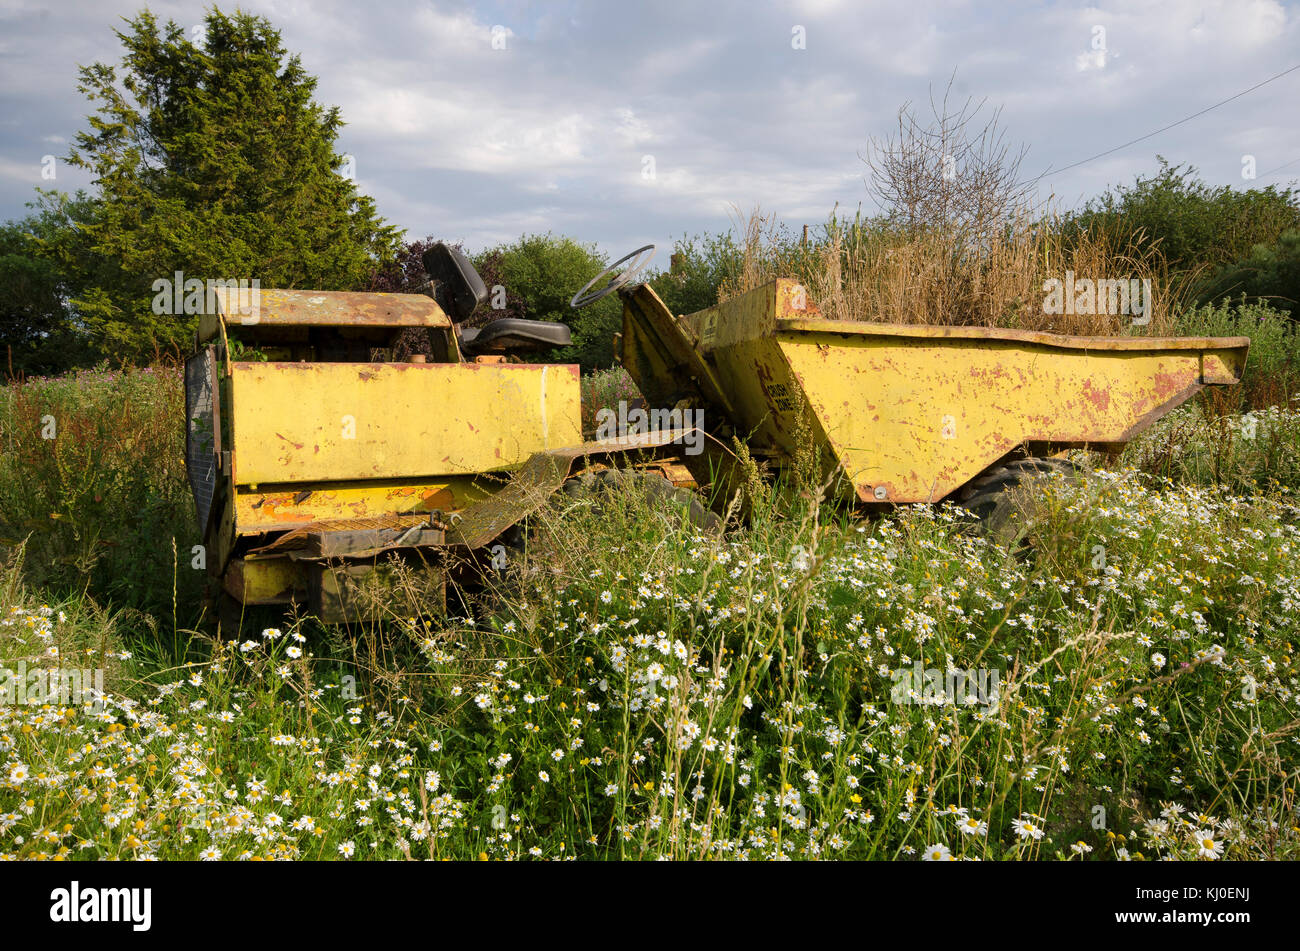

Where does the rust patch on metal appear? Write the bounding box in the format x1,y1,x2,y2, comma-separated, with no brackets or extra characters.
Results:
448,431,701,550
215,288,451,329
1080,378,1111,414
422,488,454,509
777,317,1250,355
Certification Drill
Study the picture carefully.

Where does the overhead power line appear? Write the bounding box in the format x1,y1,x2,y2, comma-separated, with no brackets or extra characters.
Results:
1255,155,1300,181
1031,61,1300,182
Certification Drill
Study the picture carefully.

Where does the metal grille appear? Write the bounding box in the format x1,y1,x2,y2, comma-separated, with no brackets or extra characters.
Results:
184,348,217,532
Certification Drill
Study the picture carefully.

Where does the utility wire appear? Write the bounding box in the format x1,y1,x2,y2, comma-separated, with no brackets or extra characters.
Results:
1030,62,1300,182
1255,155,1300,182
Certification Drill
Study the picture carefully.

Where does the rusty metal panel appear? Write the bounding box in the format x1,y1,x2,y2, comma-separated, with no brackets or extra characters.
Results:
302,525,445,558
245,513,441,555
690,280,821,353
308,556,444,624
222,557,306,605
198,288,452,343
778,328,1242,503
618,277,1251,507
620,284,735,420
777,315,1250,355
233,477,490,534
447,430,699,549
228,362,582,485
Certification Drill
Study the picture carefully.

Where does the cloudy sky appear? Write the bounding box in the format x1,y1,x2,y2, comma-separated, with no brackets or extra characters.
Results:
1,0,1297,261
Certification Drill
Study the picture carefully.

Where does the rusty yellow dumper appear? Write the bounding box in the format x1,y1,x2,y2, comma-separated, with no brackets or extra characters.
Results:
186,245,701,627
185,244,1248,627
617,276,1249,509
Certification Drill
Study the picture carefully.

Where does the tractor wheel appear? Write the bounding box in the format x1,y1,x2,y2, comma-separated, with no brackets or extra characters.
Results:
209,589,292,640
957,457,1082,539
559,468,722,534
216,592,246,638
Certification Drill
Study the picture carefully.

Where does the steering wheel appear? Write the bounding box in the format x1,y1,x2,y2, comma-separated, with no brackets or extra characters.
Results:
570,244,656,308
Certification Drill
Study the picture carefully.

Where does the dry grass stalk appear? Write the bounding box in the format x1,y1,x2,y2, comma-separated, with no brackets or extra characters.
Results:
719,206,1185,336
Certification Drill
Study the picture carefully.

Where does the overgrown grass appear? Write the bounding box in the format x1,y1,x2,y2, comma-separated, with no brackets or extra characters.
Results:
1175,297,1300,411
580,368,644,437
1119,298,1300,491
716,207,1188,335
1123,398,1300,496
3,358,1299,860
0,364,201,625
3,449,1299,859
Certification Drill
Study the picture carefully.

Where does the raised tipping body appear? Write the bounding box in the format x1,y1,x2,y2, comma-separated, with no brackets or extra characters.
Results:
619,279,1248,503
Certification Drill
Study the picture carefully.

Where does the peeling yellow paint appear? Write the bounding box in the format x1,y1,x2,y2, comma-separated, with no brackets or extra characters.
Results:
229,362,582,485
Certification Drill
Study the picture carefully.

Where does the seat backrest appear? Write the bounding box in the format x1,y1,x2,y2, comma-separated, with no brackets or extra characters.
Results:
422,243,488,322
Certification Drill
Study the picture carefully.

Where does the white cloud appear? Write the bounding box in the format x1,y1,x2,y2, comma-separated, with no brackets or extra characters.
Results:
0,0,1296,258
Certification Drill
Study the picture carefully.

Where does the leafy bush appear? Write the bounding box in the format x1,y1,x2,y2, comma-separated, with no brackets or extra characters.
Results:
0,193,102,376
1175,297,1298,410
647,232,743,318
579,367,643,436
1199,229,1300,318
0,365,200,620
1062,158,1300,279
474,233,620,372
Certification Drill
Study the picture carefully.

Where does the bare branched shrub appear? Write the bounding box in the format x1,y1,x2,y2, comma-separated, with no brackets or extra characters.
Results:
862,73,1034,249
714,78,1183,335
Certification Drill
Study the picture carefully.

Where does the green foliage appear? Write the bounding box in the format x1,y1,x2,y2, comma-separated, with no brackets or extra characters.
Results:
1125,400,1300,497
0,219,72,376
4,455,1300,859
579,367,643,434
62,8,402,363
1062,157,1300,278
0,191,105,375
0,365,200,620
1175,297,1299,409
1199,229,1300,317
476,233,604,326
2,363,1300,859
478,233,619,371
464,247,528,323
647,231,743,317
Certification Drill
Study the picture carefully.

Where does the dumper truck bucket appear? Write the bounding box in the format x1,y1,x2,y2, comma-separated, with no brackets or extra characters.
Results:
619,280,1249,504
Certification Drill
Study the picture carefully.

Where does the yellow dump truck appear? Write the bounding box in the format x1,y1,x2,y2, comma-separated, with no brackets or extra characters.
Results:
185,244,1249,626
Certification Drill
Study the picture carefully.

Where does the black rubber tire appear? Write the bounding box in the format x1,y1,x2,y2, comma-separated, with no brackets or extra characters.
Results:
1001,457,1082,478
958,457,1080,500
957,456,1082,539
217,592,245,638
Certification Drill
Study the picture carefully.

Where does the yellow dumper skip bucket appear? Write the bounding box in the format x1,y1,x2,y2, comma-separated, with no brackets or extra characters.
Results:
619,279,1249,504
190,287,588,619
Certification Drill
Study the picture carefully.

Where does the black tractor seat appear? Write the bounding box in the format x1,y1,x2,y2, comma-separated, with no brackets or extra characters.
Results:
418,243,571,358
458,319,571,357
